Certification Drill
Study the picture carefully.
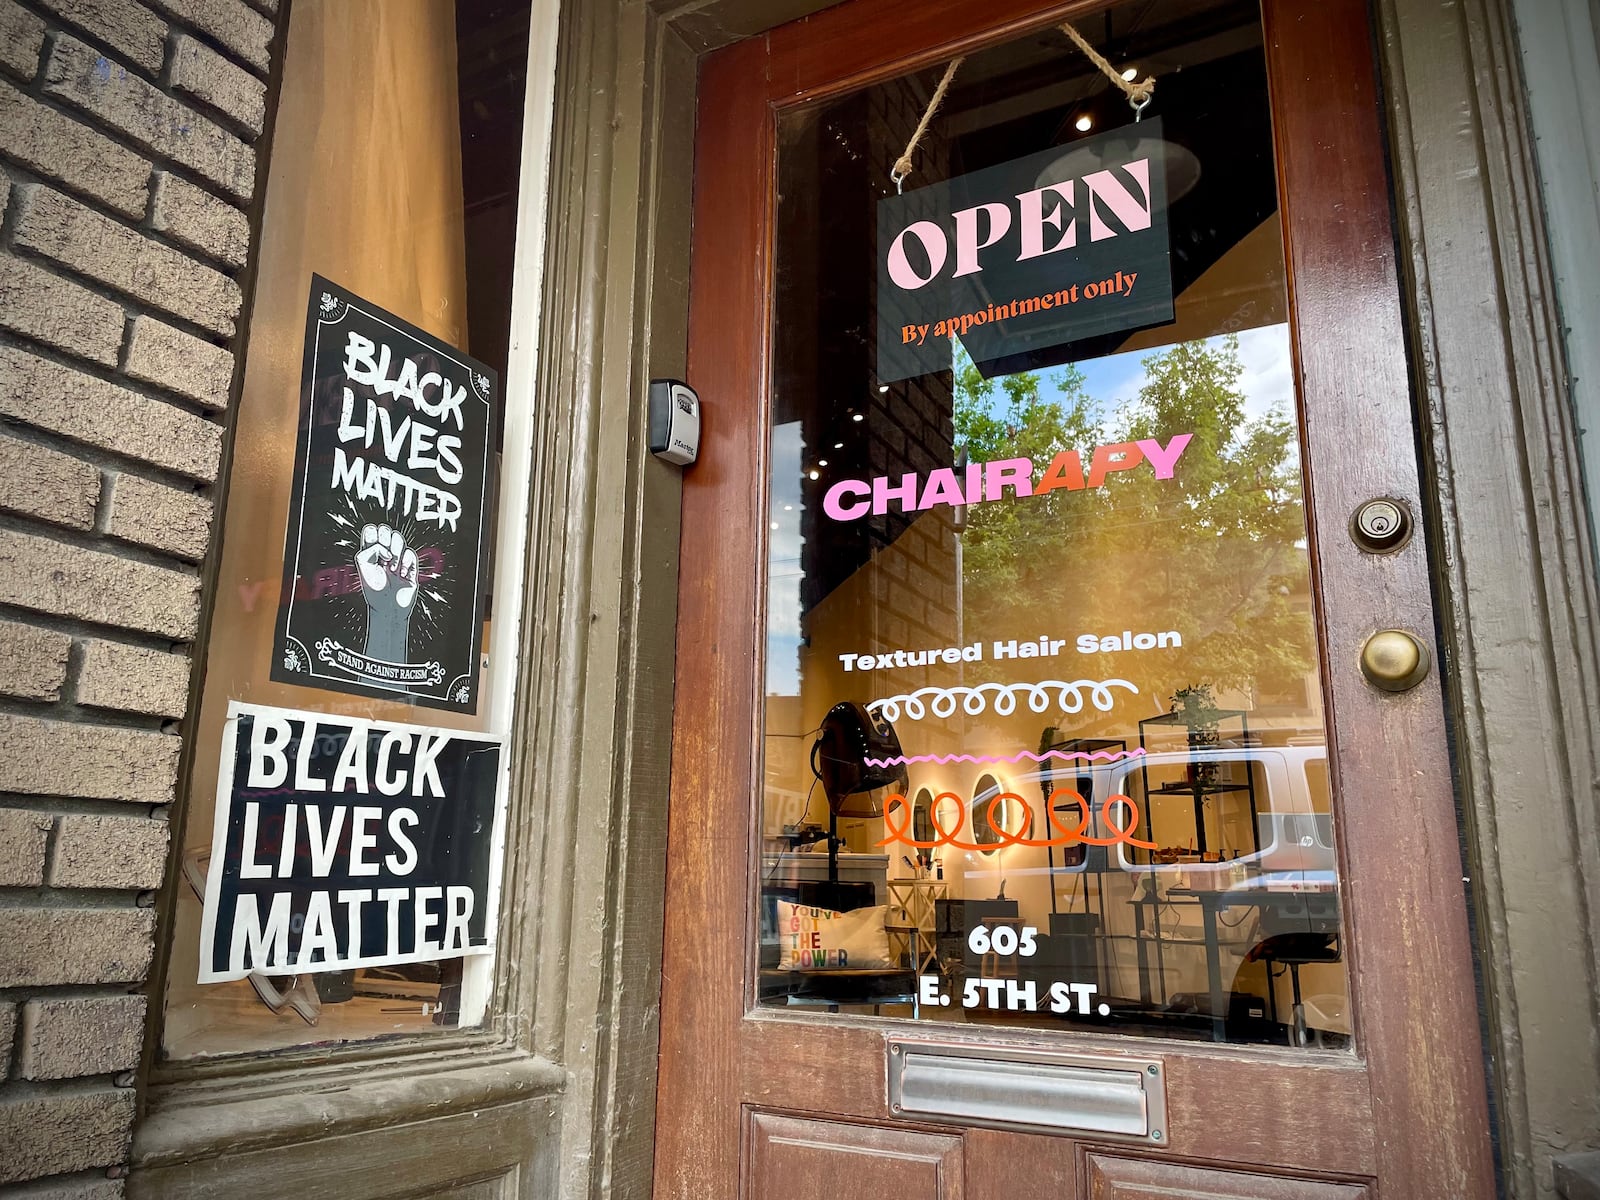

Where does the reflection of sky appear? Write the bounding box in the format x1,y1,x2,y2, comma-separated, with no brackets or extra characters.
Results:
1022,322,1295,431
763,325,1298,697
767,421,804,695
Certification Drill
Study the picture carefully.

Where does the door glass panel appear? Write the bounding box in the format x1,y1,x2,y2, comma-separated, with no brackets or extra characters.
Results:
759,0,1351,1048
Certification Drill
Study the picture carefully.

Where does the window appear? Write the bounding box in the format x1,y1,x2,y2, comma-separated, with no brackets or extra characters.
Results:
757,0,1350,1047
160,0,534,1060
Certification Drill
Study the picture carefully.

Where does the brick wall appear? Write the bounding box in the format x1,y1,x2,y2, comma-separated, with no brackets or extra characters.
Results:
0,0,278,1192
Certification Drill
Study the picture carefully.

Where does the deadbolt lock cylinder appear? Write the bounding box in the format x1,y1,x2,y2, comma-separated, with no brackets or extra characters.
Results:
1351,497,1412,552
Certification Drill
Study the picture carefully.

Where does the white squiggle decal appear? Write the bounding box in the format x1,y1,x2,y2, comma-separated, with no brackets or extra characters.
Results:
866,679,1138,722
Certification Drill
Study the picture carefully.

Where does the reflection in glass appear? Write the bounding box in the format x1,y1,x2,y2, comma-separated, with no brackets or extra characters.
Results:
758,0,1350,1048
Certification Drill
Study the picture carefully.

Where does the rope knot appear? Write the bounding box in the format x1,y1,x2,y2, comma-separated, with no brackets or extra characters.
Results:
887,28,1159,192
1059,21,1158,116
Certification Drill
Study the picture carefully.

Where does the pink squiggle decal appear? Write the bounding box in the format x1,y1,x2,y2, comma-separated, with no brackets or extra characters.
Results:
864,747,1147,769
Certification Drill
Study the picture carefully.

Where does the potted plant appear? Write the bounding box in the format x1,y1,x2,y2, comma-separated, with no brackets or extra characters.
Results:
1170,684,1221,788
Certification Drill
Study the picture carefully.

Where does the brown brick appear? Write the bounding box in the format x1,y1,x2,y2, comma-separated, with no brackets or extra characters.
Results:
0,1,46,80
43,35,255,201
145,0,272,73
76,639,191,718
0,619,72,701
0,346,224,482
104,473,212,562
19,994,147,1080
148,170,249,270
0,808,53,886
14,184,241,337
48,814,168,889
0,431,101,531
0,254,122,366
123,314,234,409
35,0,168,74
0,1002,15,1070
0,81,152,218
0,714,180,802
0,907,155,988
0,529,200,640
0,1086,135,1182
169,33,264,135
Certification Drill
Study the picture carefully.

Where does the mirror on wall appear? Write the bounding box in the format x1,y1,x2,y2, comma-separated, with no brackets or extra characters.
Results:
972,772,1029,854
913,787,937,845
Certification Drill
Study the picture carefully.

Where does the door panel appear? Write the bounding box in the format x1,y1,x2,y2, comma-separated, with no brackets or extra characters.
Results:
746,1113,964,1200
1083,1154,1369,1199
658,1,1495,1196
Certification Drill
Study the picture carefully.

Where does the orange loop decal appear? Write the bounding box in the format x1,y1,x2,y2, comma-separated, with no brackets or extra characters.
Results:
876,789,1157,852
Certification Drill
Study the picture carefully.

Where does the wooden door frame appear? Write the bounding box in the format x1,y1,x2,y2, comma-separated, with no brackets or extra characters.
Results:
657,0,1491,1195
636,0,1600,1197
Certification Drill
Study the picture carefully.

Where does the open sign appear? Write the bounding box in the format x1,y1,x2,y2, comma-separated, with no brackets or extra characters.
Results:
877,122,1174,383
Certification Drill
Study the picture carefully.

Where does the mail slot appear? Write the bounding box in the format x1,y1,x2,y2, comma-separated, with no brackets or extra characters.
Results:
888,1040,1167,1143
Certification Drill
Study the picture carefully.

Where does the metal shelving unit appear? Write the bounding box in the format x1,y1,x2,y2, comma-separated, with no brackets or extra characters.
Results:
1135,709,1260,857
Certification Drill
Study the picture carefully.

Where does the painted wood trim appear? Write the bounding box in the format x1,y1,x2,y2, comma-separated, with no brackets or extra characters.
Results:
502,3,696,1198
1374,0,1600,1195
133,1051,563,1169
132,1089,560,1200
1510,0,1600,551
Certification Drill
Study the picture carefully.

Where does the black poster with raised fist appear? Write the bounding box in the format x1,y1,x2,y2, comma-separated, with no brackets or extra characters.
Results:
271,277,499,712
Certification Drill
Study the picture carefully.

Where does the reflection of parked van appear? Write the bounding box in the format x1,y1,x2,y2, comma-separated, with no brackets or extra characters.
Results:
1111,746,1331,878
971,745,1333,882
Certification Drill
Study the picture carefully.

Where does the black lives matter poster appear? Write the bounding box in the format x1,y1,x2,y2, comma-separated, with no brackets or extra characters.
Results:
198,702,502,982
877,121,1174,384
272,276,498,712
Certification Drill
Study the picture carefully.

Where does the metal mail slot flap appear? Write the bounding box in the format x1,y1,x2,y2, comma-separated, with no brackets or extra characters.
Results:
888,1040,1167,1143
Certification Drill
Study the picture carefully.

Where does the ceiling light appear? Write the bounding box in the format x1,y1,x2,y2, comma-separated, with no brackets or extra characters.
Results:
770,522,779,530
852,413,864,422
808,469,820,480
878,385,889,393
834,442,844,449
1121,66,1138,81
1075,114,1093,132
817,458,828,467
1036,137,1203,205
784,504,793,511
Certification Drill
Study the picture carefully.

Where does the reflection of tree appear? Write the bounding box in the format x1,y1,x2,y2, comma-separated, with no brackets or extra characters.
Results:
953,334,1313,696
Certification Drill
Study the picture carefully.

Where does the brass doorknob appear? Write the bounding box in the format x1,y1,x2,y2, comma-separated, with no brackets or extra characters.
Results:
1360,629,1431,692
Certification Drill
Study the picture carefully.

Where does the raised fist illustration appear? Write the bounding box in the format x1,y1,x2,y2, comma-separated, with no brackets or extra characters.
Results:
356,523,419,663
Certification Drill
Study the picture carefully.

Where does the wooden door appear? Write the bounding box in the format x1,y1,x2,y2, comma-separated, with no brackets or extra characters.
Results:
656,2,1496,1198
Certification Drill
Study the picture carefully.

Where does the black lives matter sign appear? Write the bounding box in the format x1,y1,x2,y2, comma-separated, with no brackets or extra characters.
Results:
198,702,502,982
272,276,498,712
877,121,1174,384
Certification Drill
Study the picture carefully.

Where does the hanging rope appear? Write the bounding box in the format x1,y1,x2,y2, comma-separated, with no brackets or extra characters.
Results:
889,24,1158,192
1058,20,1156,117
890,56,964,193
